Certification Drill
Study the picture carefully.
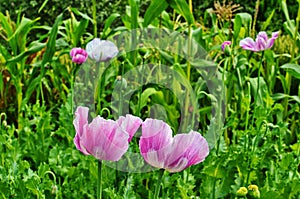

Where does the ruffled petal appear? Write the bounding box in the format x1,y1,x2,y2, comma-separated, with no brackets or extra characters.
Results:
165,131,209,172
139,119,173,167
73,106,90,155
117,114,142,142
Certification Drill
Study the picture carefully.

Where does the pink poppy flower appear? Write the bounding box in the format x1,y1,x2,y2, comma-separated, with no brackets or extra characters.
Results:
139,119,209,172
221,41,231,51
239,31,279,52
73,106,141,161
70,47,88,64
86,38,119,62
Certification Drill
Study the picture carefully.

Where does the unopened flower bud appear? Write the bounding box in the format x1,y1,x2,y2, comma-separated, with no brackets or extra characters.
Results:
70,47,88,64
236,187,248,196
51,184,58,195
114,76,127,91
221,41,232,56
248,184,260,198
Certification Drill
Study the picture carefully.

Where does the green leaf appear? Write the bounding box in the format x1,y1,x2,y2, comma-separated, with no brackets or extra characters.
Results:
38,0,49,13
129,0,139,29
272,93,300,104
261,9,275,30
0,12,17,54
70,7,93,22
73,18,89,46
42,12,64,67
167,0,194,25
8,17,40,53
281,63,300,79
249,77,269,106
102,13,121,39
233,13,252,40
143,0,169,27
6,41,46,64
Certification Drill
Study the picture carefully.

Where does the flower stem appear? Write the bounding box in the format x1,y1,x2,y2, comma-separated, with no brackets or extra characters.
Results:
250,51,264,129
154,169,164,199
97,160,102,199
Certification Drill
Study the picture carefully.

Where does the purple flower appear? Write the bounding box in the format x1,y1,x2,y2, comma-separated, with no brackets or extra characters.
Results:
239,31,279,52
221,41,231,51
86,38,119,62
139,119,209,172
73,106,141,161
70,47,88,64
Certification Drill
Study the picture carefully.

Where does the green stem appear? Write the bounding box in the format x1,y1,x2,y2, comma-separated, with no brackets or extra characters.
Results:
92,0,97,37
250,51,264,129
17,78,23,130
154,169,164,199
97,160,102,199
183,24,193,133
245,51,264,186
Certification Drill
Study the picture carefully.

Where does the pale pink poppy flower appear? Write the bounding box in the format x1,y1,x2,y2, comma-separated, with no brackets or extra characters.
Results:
239,31,279,52
86,38,119,62
73,106,141,161
139,119,209,172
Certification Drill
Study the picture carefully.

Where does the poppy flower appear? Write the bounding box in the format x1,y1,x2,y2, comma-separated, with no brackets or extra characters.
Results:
139,118,209,172
239,31,279,52
70,47,88,64
86,38,119,62
73,106,141,161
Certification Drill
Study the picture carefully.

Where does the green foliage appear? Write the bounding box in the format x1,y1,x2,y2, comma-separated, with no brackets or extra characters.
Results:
1,0,300,198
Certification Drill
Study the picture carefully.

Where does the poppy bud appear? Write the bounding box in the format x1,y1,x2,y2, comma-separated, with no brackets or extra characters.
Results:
236,187,248,196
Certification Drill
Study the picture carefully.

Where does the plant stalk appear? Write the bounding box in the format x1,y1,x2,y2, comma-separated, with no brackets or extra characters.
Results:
154,169,164,199
97,160,102,199
92,0,97,37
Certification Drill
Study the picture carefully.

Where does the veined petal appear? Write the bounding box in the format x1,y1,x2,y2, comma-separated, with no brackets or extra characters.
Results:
139,119,174,169
139,119,173,153
73,106,90,155
165,131,209,172
98,40,119,61
256,32,268,43
117,114,142,142
165,158,188,173
82,116,129,161
239,37,258,52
